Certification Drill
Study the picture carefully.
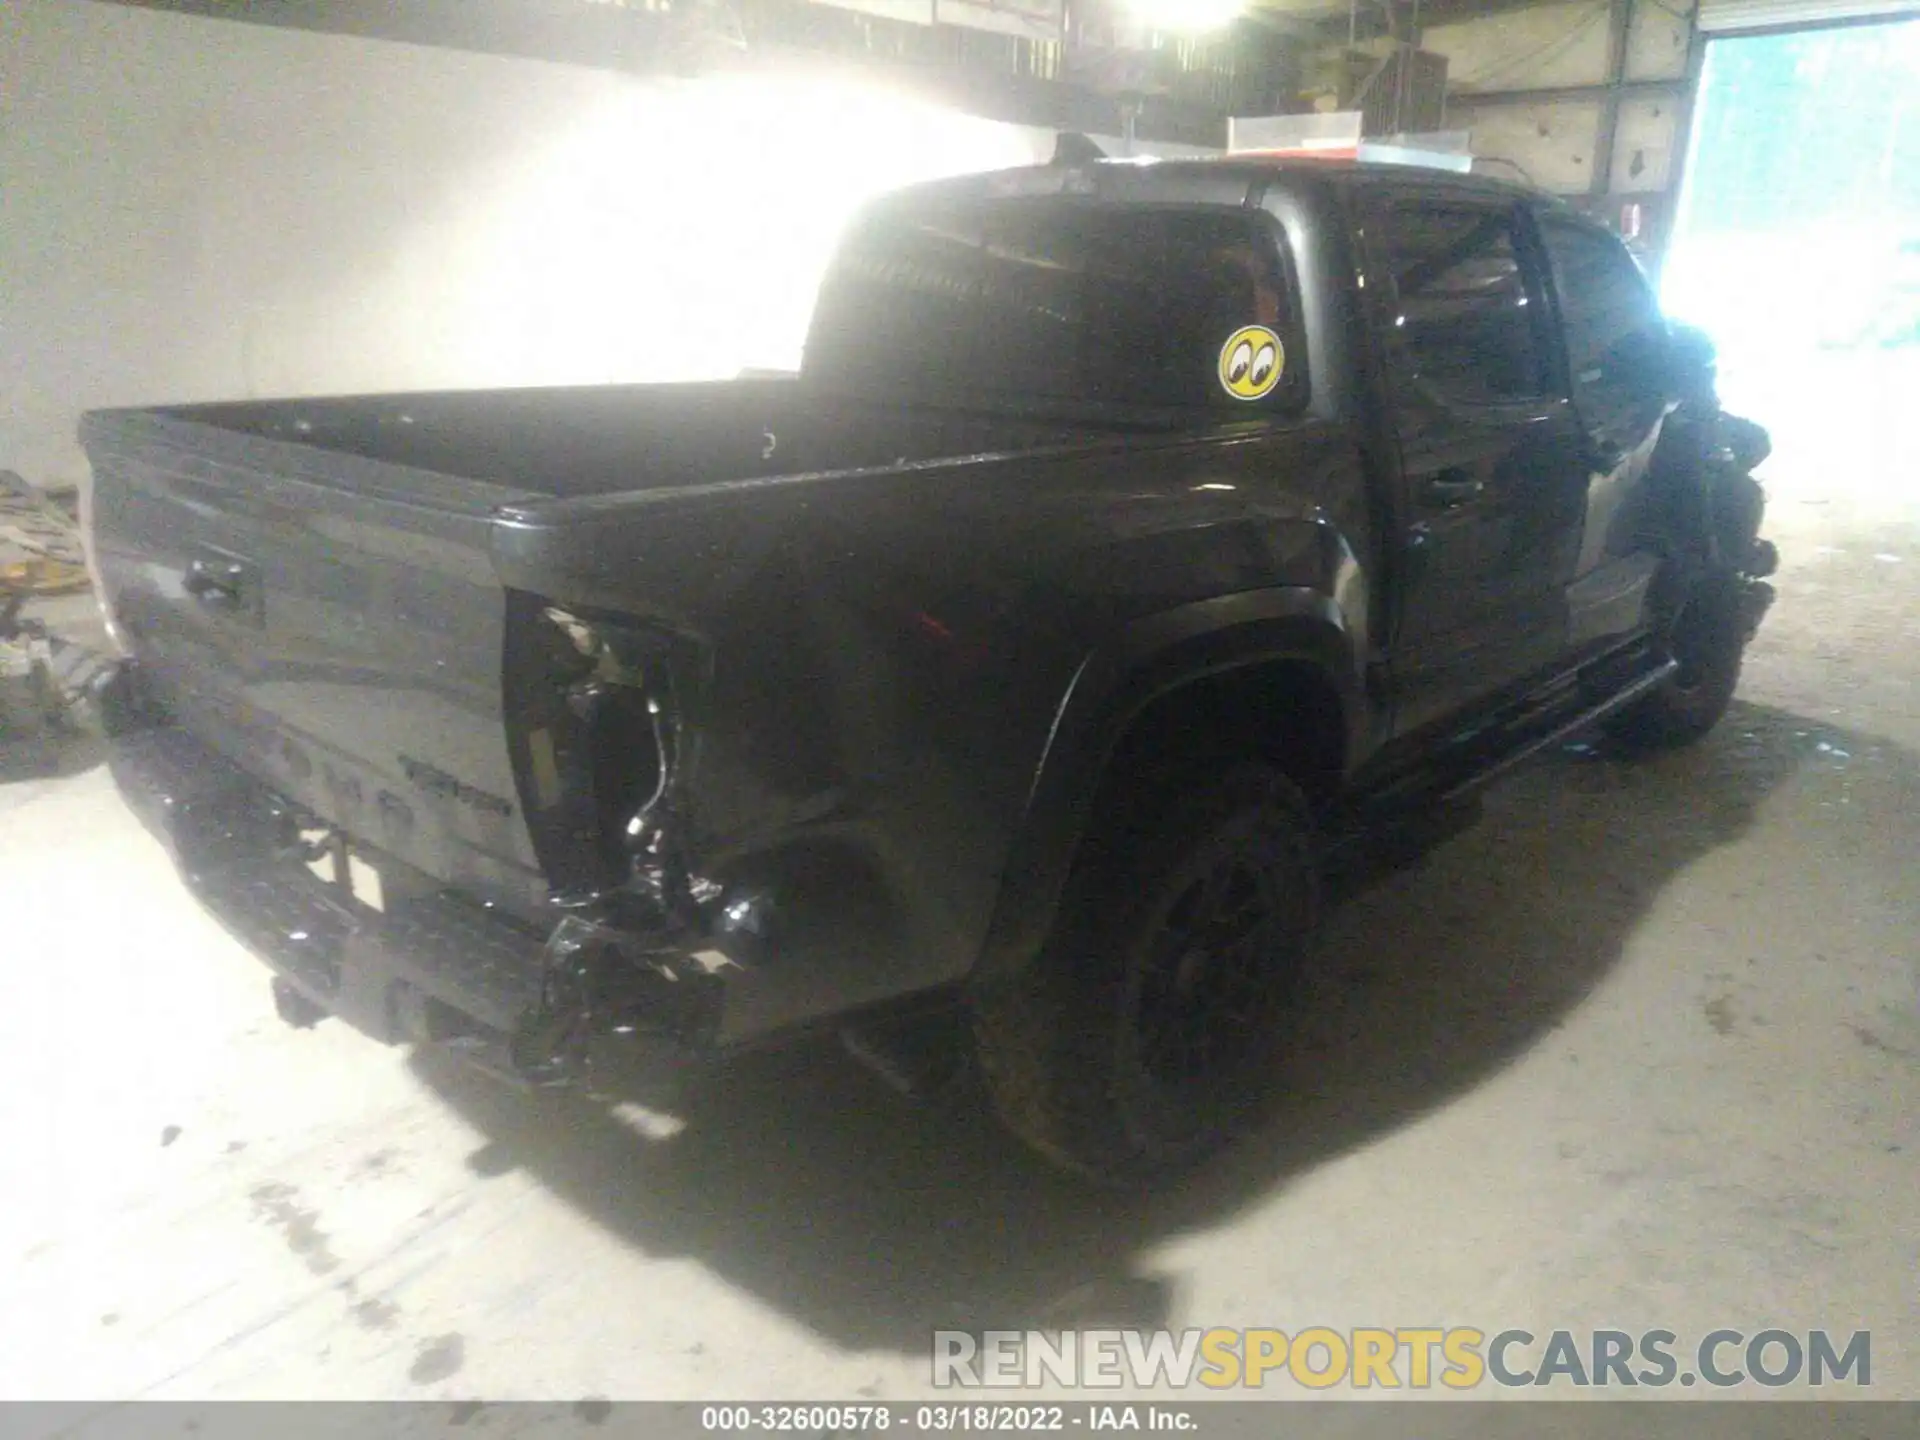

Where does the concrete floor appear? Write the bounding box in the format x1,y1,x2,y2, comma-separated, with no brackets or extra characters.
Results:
2,354,1915,1405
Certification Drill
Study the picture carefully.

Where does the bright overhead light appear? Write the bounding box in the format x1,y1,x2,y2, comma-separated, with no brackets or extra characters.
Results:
1123,0,1247,31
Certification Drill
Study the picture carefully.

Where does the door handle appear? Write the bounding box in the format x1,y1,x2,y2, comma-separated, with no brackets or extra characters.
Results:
1423,469,1485,507
183,557,247,608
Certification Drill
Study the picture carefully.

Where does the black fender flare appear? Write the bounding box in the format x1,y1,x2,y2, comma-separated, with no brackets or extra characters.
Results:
969,586,1365,986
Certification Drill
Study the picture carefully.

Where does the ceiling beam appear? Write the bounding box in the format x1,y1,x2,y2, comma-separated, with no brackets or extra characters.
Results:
86,0,684,71
1445,75,1690,107
1288,0,1580,43
84,0,1232,144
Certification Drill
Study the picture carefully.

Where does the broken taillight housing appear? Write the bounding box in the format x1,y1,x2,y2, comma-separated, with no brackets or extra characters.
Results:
502,592,696,908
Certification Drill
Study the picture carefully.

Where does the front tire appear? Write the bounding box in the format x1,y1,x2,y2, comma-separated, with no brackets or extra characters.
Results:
971,765,1319,1185
1605,573,1750,752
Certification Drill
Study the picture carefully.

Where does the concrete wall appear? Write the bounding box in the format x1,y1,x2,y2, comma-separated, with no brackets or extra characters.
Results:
2,0,1206,493
1423,0,1697,197
1451,97,1610,192
1294,1,1695,197
1610,90,1686,191
1625,0,1696,81
1430,0,1616,95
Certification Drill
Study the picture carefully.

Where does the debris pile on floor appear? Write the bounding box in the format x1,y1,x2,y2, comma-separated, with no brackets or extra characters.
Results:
1,554,90,596
1,473,107,777
1,601,70,776
0,470,87,583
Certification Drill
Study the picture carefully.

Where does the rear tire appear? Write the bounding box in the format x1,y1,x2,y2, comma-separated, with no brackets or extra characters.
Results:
1605,574,1748,752
970,765,1318,1186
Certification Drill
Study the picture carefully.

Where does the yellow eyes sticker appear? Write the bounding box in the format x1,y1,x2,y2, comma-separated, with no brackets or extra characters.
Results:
1219,325,1284,402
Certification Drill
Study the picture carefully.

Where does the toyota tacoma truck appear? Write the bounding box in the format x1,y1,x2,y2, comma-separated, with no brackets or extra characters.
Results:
82,157,1777,1183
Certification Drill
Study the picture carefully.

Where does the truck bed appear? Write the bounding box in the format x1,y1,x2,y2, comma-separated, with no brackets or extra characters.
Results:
156,380,1119,499
80,376,1196,1064
81,380,1134,934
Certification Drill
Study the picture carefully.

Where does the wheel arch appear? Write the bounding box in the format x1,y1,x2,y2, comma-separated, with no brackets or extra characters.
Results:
970,587,1367,986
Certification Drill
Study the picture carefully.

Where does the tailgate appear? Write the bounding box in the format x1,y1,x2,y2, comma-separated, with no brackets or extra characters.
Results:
82,408,550,917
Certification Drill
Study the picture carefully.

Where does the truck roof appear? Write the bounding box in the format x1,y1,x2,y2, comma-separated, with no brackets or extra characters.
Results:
880,155,1564,212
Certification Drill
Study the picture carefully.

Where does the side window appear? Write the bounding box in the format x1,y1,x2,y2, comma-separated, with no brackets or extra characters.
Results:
1376,201,1547,405
1537,217,1667,430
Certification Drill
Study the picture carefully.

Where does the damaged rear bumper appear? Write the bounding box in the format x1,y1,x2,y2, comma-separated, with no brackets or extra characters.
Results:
105,702,764,1087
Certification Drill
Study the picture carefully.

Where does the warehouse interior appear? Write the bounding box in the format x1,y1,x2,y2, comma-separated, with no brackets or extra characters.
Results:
3,0,1917,1407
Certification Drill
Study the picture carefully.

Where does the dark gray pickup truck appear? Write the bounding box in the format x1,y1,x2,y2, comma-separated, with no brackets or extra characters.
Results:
83,157,1776,1183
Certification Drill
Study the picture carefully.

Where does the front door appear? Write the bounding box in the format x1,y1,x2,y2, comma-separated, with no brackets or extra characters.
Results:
1532,210,1676,656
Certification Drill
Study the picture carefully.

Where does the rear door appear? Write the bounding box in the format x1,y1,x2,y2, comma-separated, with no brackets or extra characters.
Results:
1357,189,1592,736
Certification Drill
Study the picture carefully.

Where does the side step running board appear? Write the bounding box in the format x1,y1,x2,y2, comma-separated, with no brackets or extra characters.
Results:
1320,656,1680,884
1435,657,1678,806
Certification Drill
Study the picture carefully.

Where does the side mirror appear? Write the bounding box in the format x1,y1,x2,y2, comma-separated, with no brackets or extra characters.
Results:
1667,320,1716,371
1664,321,1719,403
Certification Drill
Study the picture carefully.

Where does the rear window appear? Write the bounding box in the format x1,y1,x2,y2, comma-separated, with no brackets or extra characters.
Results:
804,199,1307,417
